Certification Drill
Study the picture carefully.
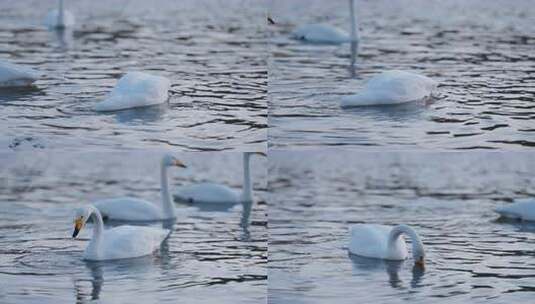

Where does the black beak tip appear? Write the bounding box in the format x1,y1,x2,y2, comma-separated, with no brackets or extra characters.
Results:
72,228,79,238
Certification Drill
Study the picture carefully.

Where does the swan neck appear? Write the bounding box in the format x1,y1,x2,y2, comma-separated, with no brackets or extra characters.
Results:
58,0,65,26
160,163,176,219
241,153,253,202
88,206,104,257
388,225,424,259
349,0,358,41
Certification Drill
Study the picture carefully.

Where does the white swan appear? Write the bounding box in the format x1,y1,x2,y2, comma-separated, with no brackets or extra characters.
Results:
45,0,75,29
93,155,186,221
340,70,437,107
94,72,171,112
348,224,425,267
495,199,535,221
292,0,358,44
72,205,169,261
0,60,40,88
174,152,266,204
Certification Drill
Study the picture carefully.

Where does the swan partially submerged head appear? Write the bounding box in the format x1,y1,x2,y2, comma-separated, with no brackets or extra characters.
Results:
390,224,425,267
162,154,187,168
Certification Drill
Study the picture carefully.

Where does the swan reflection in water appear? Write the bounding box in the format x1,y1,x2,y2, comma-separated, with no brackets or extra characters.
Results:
348,253,425,289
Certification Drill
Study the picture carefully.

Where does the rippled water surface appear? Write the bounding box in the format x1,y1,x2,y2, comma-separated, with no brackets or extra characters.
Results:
269,0,535,150
0,0,266,151
0,152,267,304
269,151,535,303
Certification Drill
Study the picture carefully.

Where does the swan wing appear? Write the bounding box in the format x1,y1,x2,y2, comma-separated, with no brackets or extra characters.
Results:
94,72,171,112
495,199,535,221
174,182,240,204
349,224,407,260
94,197,163,221
88,226,169,260
292,24,350,44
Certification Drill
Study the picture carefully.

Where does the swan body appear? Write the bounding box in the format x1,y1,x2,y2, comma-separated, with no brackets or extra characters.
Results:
93,155,186,221
174,152,265,204
495,199,535,221
0,60,40,88
292,24,351,44
45,0,75,29
94,72,171,112
72,205,169,261
340,70,437,107
174,183,240,204
293,0,359,44
348,224,425,266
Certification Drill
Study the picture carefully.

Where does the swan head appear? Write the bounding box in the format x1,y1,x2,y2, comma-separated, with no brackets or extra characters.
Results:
162,154,186,168
414,251,425,268
72,207,91,238
245,152,267,157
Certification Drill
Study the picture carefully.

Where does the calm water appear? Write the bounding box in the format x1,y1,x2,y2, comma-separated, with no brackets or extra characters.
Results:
268,151,535,303
268,0,535,150
0,0,266,152
0,152,267,304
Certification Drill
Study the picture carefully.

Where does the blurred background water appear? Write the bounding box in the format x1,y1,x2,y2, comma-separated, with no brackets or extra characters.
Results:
268,0,535,150
0,151,267,304
268,151,535,303
0,0,266,152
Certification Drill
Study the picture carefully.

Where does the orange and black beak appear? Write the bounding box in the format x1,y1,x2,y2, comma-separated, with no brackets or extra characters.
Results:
72,218,83,238
174,159,187,168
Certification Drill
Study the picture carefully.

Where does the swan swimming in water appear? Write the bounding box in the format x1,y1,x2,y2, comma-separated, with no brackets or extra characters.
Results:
340,70,437,107
348,224,425,267
72,205,169,261
292,0,359,44
45,0,75,29
0,60,40,88
174,152,266,204
94,72,171,112
93,155,186,221
495,199,535,221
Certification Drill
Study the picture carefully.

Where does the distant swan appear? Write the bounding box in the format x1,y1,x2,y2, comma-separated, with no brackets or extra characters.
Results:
45,0,75,29
0,60,40,88
348,224,425,267
495,199,535,221
72,205,169,261
292,0,358,44
174,152,266,204
341,70,437,107
93,155,186,221
94,72,171,112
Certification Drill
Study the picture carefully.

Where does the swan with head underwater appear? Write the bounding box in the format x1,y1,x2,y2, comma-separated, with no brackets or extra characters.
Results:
340,70,438,107
45,0,75,29
93,72,172,112
174,152,266,205
348,224,425,267
93,154,186,221
72,205,169,261
0,60,40,88
292,0,359,44
495,198,535,221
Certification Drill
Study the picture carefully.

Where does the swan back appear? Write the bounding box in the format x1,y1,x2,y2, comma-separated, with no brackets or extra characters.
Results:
93,197,164,221
94,72,171,112
175,182,240,204
341,70,437,107
495,199,535,221
292,24,350,44
349,224,408,260
84,225,169,261
0,61,40,87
